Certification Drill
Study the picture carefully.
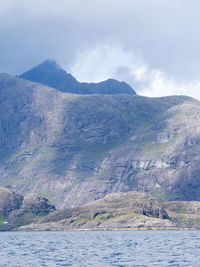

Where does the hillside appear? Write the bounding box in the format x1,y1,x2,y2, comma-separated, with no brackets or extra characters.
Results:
19,191,200,231
18,60,136,95
0,73,200,208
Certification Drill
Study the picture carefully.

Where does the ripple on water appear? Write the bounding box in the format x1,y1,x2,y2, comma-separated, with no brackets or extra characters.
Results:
0,231,200,266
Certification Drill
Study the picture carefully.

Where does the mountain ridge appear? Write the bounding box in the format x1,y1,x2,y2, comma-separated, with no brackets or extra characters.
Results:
18,59,136,95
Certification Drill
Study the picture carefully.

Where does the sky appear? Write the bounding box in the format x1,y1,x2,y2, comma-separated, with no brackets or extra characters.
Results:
1,0,200,98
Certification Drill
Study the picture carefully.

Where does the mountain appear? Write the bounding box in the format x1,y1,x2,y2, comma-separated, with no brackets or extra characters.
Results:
18,60,136,95
0,73,200,209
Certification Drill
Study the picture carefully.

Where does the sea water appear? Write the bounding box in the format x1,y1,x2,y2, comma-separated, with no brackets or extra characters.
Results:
0,230,200,266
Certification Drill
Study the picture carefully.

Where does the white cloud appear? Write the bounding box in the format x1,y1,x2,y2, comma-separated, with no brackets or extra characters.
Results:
139,68,200,99
69,44,200,100
69,44,143,82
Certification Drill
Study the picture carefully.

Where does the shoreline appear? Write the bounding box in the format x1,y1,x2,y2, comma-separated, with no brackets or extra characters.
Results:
13,226,200,232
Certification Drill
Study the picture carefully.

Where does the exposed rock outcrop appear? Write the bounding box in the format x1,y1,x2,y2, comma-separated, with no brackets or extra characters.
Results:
19,191,200,231
9,193,56,220
0,188,23,216
0,187,55,230
22,193,56,215
0,72,200,208
1,189,200,231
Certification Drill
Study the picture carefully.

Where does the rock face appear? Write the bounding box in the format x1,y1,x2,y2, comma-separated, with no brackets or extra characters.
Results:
21,193,56,215
18,60,136,95
0,187,55,230
0,188,23,216
1,73,200,208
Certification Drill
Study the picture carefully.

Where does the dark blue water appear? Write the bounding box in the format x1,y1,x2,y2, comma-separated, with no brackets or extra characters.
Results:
0,230,200,266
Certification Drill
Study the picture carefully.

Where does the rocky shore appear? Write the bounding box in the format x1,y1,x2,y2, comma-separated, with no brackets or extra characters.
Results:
1,188,200,231
4,190,199,231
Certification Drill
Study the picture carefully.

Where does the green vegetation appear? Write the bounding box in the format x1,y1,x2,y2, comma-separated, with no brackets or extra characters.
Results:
0,215,8,223
171,207,188,214
140,139,174,155
11,212,41,227
37,190,57,204
92,212,145,223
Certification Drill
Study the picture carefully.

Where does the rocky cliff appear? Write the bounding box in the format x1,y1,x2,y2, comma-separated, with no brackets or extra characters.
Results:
0,187,55,230
0,72,200,208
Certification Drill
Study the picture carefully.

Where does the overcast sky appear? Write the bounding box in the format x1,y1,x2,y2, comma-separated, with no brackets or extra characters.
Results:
1,0,200,98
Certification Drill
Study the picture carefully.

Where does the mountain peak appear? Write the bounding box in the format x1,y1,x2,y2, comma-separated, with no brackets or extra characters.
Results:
24,59,63,74
19,60,136,95
18,59,78,92
39,59,61,69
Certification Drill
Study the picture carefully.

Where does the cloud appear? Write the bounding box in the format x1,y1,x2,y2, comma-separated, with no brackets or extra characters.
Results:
1,0,200,98
138,69,200,100
69,44,143,82
69,44,200,99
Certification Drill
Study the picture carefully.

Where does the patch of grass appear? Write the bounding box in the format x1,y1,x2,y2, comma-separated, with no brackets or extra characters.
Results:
93,212,109,221
141,140,174,155
0,178,25,187
11,212,42,227
81,140,121,162
153,187,167,201
172,207,188,214
0,212,42,231
120,212,146,219
75,218,87,225
92,212,146,223
37,190,57,204
153,187,186,201
6,145,39,162
0,215,8,223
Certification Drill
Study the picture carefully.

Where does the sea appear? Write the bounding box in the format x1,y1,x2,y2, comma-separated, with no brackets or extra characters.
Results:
0,230,200,266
